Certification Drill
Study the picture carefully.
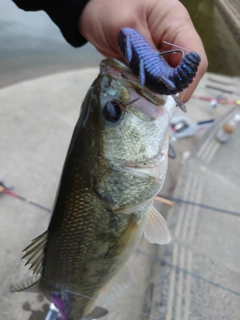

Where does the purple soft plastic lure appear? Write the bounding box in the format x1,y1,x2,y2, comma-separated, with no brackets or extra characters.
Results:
118,28,201,112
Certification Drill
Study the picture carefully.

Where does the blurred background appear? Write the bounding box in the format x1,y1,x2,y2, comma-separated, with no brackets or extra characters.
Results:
0,0,240,320
1,0,240,89
0,0,102,89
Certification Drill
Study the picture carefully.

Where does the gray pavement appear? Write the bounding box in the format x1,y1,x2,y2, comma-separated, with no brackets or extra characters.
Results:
0,68,240,320
149,78,240,319
149,107,240,320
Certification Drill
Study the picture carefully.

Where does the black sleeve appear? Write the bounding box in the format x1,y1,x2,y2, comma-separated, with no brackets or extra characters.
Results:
12,0,90,47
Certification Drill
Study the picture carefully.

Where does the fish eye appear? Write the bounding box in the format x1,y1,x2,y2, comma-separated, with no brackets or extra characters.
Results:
102,100,124,123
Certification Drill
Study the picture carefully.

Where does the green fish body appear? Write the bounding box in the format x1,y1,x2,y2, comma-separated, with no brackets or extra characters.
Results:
11,59,176,320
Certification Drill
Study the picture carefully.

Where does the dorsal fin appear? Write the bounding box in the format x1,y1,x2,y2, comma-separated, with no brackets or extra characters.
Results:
22,231,48,274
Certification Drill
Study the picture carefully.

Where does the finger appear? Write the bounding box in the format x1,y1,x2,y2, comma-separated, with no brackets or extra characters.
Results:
147,0,208,101
78,0,154,58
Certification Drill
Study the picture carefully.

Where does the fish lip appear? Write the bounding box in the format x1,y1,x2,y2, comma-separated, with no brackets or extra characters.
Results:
124,163,160,170
123,147,166,169
100,58,140,85
123,164,161,180
100,58,133,76
122,149,166,180
100,58,169,108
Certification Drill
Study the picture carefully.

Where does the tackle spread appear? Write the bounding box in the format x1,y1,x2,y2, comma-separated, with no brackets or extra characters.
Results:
11,29,200,320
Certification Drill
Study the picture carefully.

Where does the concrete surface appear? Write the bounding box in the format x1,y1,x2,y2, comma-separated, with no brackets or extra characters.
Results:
148,77,240,319
0,68,240,320
149,107,240,320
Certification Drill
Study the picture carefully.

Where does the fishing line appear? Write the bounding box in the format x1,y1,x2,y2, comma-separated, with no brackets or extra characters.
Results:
0,180,51,213
163,41,192,53
3,189,51,213
63,289,166,320
136,249,240,297
160,40,197,102
179,87,188,102
41,276,166,320
158,194,240,218
3,182,239,218
169,236,240,277
42,242,240,320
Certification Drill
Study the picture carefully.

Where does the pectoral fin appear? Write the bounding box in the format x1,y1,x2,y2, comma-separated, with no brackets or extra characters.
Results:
144,206,171,244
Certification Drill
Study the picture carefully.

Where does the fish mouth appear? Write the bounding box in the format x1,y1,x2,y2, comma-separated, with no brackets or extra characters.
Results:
124,146,166,168
100,58,133,78
123,163,162,180
100,59,167,106
122,148,166,180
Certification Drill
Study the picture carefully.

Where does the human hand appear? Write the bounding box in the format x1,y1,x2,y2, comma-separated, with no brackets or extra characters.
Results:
78,0,208,102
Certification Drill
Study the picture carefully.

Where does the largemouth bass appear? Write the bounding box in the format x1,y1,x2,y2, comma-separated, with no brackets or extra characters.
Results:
11,59,176,320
